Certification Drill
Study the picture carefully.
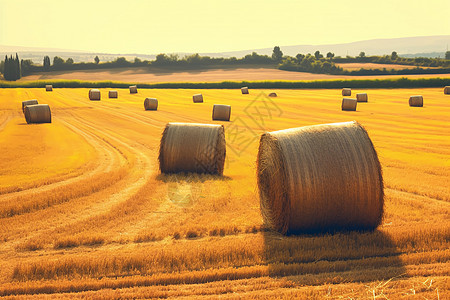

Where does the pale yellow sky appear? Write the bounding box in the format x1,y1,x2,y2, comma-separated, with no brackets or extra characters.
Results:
0,0,449,54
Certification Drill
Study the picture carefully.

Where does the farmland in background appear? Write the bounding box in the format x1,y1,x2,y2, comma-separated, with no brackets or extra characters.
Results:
0,88,449,298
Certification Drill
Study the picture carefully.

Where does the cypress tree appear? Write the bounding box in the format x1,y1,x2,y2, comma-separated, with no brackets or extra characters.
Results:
3,56,8,80
16,53,21,80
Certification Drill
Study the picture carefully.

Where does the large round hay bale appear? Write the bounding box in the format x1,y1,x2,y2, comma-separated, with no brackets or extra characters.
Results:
342,88,351,96
356,93,368,102
342,98,357,111
257,121,384,234
193,94,203,103
89,89,101,101
212,104,231,121
241,87,249,94
159,123,226,175
268,92,277,97
45,85,53,92
444,86,450,95
22,100,38,113
144,98,158,110
129,85,138,94
24,104,52,124
409,95,423,107
109,90,118,98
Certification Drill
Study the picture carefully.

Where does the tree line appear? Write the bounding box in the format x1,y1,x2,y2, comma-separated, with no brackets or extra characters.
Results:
2,54,22,81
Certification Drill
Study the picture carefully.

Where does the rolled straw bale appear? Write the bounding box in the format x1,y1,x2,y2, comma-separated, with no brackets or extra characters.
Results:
342,98,357,111
24,104,51,124
444,86,450,94
22,100,38,113
342,88,351,96
159,122,226,175
193,94,203,103
144,98,158,110
45,85,53,92
257,121,384,234
89,89,101,101
241,87,249,94
409,95,423,107
268,92,277,97
129,85,138,94
356,93,368,102
212,104,231,121
109,90,118,98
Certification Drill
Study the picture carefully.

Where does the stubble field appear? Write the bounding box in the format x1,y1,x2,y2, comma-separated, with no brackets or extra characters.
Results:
0,87,449,298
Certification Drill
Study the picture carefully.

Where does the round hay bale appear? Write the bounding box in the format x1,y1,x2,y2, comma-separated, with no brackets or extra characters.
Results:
159,123,226,175
342,98,357,111
109,90,118,98
342,88,351,96
241,87,249,94
212,104,231,121
257,121,384,234
356,93,368,102
268,92,277,97
409,95,423,107
443,86,450,95
193,94,203,103
89,89,101,101
22,100,38,113
24,104,52,124
144,98,158,110
129,85,138,94
45,85,53,92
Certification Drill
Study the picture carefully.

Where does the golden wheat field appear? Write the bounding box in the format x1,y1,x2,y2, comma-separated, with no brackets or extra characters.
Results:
0,87,449,299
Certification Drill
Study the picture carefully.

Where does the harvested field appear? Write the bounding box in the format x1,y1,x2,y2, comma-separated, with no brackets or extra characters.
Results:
0,87,449,298
336,63,437,71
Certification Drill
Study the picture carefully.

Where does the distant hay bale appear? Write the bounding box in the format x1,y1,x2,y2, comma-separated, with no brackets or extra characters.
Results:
212,104,231,121
342,98,357,111
45,85,53,92
342,88,351,96
268,92,277,97
24,104,52,124
257,121,384,234
22,100,38,113
109,90,118,98
409,95,423,107
193,94,203,103
444,86,450,94
144,98,158,110
129,85,138,94
89,89,101,101
241,87,249,94
159,122,226,175
356,93,368,102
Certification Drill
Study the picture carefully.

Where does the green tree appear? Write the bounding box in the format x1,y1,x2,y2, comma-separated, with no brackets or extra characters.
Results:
314,50,323,59
66,58,74,64
94,56,100,64
272,46,283,62
326,52,335,59
359,52,366,58
15,53,21,79
43,56,51,71
445,51,450,60
53,56,65,66
391,51,398,60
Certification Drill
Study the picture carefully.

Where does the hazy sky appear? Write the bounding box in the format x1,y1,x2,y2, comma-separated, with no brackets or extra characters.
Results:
0,0,449,54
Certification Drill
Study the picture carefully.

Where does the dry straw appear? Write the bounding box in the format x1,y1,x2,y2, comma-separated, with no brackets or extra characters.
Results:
257,121,384,234
193,94,203,103
159,122,226,175
45,85,53,92
268,92,277,97
129,85,138,94
342,88,351,96
89,89,101,101
24,104,52,124
241,87,249,94
444,86,450,95
212,104,231,121
144,98,158,110
22,100,38,113
109,90,118,98
409,95,423,107
356,93,368,102
342,98,357,111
